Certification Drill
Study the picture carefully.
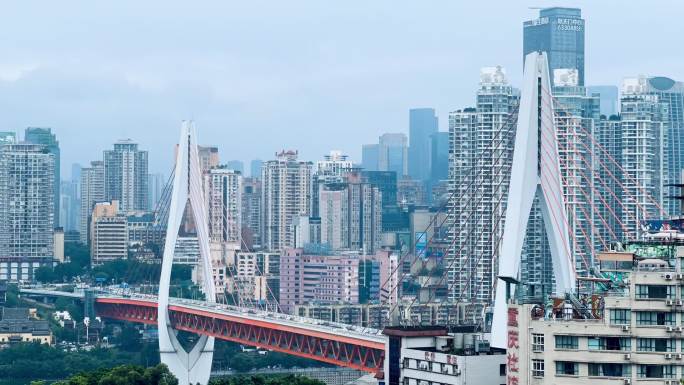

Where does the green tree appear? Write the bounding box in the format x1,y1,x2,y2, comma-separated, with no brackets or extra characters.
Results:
35,265,58,282
53,364,178,385
230,353,257,372
65,242,91,268
4,283,19,307
118,324,143,352
55,297,84,322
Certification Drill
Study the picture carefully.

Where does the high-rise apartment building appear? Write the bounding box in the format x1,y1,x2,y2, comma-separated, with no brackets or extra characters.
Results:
241,177,262,250
619,78,669,236
624,76,684,218
318,171,382,253
170,144,218,237
90,200,128,266
595,115,623,242
408,108,438,182
204,167,242,244
80,161,105,244
198,146,220,174
261,150,312,251
25,127,60,227
552,68,600,276
378,133,408,177
0,144,55,281
447,66,518,305
311,151,353,217
523,7,585,86
104,140,149,213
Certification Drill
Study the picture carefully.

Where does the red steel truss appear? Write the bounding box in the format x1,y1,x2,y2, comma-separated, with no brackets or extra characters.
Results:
95,298,385,375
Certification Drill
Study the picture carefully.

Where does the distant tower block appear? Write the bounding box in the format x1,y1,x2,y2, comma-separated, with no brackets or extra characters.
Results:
491,52,576,348
158,121,216,385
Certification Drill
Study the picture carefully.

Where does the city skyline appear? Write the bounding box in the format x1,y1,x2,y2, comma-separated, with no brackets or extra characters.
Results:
1,1,683,175
2,3,684,384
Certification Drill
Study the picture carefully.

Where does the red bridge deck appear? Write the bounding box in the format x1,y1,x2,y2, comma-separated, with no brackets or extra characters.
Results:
95,297,385,376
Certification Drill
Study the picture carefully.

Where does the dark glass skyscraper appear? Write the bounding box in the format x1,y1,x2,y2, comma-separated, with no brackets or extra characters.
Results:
429,132,449,184
523,7,585,86
408,108,438,182
361,144,379,171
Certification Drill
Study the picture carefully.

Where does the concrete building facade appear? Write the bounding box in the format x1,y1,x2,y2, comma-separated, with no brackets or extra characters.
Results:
509,249,684,384
79,160,105,244
279,248,360,313
104,140,149,213
447,66,518,305
261,151,312,251
0,144,55,281
204,167,242,245
90,200,128,266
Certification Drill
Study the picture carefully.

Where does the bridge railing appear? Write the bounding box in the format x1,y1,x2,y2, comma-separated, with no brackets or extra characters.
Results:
95,290,386,340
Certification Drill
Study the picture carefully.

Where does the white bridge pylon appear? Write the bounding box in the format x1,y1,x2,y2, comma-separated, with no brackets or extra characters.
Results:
491,52,576,348
158,121,216,385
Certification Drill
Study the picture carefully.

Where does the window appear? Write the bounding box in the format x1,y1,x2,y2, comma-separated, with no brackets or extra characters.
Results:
532,333,545,352
531,359,544,377
610,309,630,325
418,360,429,371
636,311,675,326
588,363,631,377
637,338,675,352
555,361,578,376
636,285,673,299
555,335,578,350
638,365,676,379
500,364,506,376
587,336,631,351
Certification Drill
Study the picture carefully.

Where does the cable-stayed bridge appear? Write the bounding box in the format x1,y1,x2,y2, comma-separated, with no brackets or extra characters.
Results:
20,52,669,385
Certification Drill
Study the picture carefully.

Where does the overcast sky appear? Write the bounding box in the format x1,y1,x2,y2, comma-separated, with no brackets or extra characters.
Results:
1,1,682,177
